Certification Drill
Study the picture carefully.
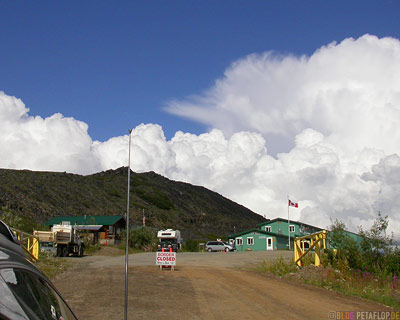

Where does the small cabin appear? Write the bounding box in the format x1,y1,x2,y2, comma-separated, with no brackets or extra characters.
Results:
45,215,125,245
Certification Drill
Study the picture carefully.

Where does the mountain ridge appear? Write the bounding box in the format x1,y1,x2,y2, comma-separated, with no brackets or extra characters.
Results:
0,167,266,239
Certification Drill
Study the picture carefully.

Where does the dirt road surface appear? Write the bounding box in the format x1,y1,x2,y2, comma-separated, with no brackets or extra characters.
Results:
53,250,394,320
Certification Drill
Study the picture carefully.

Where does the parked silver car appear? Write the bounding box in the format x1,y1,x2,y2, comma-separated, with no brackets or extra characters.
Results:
205,241,235,252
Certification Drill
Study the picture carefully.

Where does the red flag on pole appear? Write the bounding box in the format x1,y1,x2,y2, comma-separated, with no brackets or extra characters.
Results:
288,200,298,208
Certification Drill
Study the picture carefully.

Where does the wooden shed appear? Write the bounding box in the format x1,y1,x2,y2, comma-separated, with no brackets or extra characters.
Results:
45,215,125,245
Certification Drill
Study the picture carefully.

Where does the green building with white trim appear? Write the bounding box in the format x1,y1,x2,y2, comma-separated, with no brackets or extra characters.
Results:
229,218,322,251
228,217,363,251
229,228,294,251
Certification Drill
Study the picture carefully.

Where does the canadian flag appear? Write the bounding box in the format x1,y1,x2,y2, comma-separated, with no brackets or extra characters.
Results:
288,200,298,208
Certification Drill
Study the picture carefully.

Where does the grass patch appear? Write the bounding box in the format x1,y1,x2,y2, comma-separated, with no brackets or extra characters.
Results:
256,256,400,309
86,243,139,255
84,243,102,255
294,266,400,309
90,245,127,256
117,242,143,254
35,245,138,280
256,256,297,277
36,251,73,280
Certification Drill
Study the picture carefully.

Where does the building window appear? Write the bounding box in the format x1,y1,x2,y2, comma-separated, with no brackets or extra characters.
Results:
265,226,271,232
247,237,254,245
289,225,295,233
236,238,243,246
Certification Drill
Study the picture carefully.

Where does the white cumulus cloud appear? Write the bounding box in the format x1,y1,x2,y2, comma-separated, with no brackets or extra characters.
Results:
1,34,400,238
165,34,400,237
0,92,100,174
167,34,400,157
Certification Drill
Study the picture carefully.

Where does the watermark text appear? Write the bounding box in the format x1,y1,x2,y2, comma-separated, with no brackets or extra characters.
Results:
328,311,400,320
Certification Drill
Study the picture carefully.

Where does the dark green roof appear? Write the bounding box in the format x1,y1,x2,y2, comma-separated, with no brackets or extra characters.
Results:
256,217,360,237
45,215,125,226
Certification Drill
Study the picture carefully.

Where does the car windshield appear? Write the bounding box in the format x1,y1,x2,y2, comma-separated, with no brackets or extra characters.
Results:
160,239,177,245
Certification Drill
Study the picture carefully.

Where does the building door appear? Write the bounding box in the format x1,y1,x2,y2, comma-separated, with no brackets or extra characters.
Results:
266,237,273,250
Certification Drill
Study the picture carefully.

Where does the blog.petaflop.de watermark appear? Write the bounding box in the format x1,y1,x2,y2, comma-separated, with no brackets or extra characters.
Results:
328,311,400,320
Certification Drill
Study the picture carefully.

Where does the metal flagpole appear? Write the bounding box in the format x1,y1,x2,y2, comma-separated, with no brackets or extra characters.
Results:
125,129,132,320
287,195,290,250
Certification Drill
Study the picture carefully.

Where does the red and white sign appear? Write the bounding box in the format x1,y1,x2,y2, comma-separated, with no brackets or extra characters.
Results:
156,252,176,266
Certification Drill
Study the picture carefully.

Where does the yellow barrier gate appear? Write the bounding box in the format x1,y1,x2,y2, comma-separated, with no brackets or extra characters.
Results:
294,230,327,267
11,228,39,261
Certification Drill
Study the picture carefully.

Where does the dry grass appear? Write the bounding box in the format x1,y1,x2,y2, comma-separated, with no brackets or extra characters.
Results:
92,245,126,256
36,252,73,280
256,256,400,309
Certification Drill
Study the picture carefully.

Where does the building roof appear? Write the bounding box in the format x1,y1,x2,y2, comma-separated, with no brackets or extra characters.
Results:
228,228,296,240
45,215,125,227
255,217,362,239
256,217,324,231
74,225,103,231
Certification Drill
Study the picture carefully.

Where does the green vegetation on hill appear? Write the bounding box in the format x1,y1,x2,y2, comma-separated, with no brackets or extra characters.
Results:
0,167,266,239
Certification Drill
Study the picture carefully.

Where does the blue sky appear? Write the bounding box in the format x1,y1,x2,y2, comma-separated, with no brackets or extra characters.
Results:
2,1,400,235
1,1,399,142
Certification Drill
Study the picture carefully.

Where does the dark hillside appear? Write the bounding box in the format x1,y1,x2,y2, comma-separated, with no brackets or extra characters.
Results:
0,167,266,239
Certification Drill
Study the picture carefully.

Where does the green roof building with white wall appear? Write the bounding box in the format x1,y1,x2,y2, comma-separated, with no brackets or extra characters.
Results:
257,218,323,238
228,228,295,251
229,217,363,251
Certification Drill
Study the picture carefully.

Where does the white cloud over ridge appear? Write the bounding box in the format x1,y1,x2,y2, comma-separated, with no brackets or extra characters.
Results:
1,34,400,238
167,34,400,157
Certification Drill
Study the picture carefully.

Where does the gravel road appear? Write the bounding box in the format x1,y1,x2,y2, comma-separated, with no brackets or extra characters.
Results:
53,250,394,320
83,250,292,268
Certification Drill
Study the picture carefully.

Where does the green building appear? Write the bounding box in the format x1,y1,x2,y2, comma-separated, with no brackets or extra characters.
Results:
228,228,294,251
228,217,363,251
257,218,323,238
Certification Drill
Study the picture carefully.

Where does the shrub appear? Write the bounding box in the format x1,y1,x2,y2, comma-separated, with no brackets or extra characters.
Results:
326,214,399,280
257,256,297,277
0,207,39,233
121,227,158,251
358,212,395,274
384,249,400,276
84,243,101,254
183,239,199,252
134,186,174,210
327,219,363,271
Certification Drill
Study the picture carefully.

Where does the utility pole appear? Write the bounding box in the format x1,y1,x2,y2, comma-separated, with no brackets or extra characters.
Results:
287,195,290,250
125,129,132,320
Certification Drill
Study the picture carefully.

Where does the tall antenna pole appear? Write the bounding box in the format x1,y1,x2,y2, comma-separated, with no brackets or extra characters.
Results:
125,129,132,320
287,195,290,250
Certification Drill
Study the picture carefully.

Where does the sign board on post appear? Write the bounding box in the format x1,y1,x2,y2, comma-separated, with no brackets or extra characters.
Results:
156,251,176,266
